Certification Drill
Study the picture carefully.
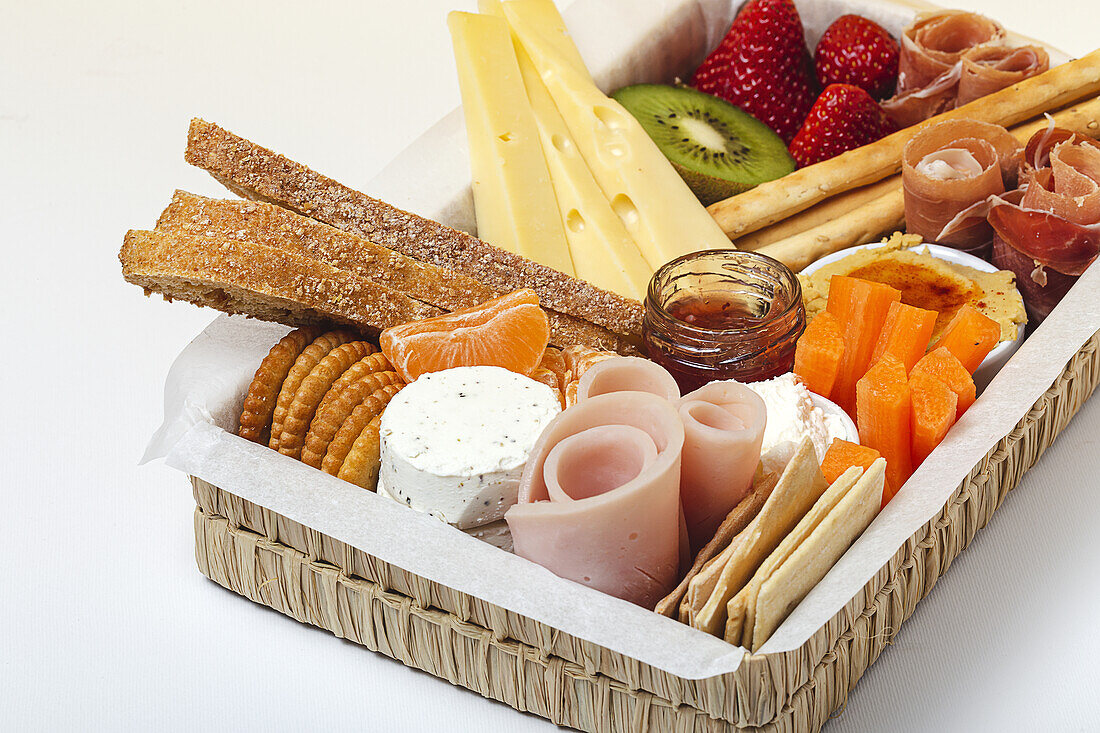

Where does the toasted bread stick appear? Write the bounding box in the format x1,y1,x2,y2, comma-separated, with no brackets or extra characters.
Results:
155,192,635,352
120,229,441,332
183,118,644,337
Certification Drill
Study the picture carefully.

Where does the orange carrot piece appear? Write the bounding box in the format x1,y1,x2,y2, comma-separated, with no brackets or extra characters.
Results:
933,304,1002,374
794,312,845,399
827,276,902,415
856,354,912,505
909,372,958,467
820,439,882,485
911,347,976,420
871,301,938,374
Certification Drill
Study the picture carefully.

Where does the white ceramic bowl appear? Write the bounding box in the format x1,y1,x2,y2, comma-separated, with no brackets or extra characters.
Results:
800,242,1026,392
812,393,859,444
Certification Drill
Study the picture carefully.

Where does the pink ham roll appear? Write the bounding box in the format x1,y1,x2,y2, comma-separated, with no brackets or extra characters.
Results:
575,356,681,403
505,392,685,608
677,381,766,552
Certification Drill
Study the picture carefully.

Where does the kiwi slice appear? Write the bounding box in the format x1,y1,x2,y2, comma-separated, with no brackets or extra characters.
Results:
612,84,795,205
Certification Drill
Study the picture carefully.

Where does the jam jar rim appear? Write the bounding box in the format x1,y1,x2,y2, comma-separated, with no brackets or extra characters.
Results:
645,248,804,337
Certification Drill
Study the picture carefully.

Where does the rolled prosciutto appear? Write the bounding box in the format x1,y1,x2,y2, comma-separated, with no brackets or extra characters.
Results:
990,129,1100,321
883,12,1046,128
677,381,766,553
902,119,1020,255
957,45,1049,106
897,11,1006,94
505,392,685,608
575,356,681,403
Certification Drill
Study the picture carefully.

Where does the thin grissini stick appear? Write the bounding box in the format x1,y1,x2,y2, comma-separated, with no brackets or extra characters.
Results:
707,49,1100,240
733,178,897,251
756,189,905,272
755,95,1100,271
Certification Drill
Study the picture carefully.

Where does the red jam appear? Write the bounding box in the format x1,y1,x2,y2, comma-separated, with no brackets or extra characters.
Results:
642,250,806,393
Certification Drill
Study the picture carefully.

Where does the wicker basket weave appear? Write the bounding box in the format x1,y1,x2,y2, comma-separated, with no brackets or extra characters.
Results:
191,328,1100,732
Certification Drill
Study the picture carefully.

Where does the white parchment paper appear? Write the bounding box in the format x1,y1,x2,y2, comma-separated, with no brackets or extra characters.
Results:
145,0,1083,679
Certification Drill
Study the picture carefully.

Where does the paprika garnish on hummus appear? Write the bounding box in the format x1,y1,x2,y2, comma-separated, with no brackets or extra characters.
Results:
800,233,1025,342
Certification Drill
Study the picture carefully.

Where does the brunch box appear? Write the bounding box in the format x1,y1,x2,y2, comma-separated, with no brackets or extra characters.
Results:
135,0,1100,730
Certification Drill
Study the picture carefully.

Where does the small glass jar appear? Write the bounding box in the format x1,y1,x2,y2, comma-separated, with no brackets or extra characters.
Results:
642,249,806,392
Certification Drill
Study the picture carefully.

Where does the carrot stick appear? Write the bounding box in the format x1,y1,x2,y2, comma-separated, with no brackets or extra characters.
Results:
856,354,912,505
911,347,976,420
910,372,958,466
794,311,845,400
820,439,882,485
827,276,902,415
933,304,1002,374
871,301,938,374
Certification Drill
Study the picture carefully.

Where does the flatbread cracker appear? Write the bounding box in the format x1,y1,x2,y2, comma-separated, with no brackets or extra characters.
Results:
725,466,865,648
692,438,828,637
751,459,886,651
654,468,776,618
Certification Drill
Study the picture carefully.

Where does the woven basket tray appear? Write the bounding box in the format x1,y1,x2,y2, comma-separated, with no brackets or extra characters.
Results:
191,327,1099,732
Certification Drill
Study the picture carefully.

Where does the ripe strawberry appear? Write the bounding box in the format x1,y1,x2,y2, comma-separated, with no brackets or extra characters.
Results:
691,0,818,143
788,83,897,167
814,14,899,99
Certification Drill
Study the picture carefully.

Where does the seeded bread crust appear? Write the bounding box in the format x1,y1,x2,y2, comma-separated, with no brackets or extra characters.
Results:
183,118,645,337
119,230,442,333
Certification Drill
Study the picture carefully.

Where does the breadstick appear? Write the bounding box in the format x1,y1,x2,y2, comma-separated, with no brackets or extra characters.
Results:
754,95,1100,271
708,50,1100,240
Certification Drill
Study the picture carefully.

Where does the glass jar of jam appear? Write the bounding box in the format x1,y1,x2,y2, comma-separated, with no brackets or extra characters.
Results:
642,249,805,392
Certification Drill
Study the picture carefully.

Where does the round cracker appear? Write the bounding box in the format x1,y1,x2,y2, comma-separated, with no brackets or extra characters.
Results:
269,330,357,450
238,327,320,443
336,414,384,490
301,370,403,468
320,383,404,475
276,340,376,459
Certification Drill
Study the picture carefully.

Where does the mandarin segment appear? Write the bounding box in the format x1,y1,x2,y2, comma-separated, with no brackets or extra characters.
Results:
301,370,403,468
321,383,404,475
270,330,357,450
380,289,550,381
538,347,567,390
337,414,385,490
238,326,321,443
277,340,375,458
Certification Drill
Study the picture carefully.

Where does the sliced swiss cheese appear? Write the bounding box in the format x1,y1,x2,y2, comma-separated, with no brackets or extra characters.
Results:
493,0,591,79
447,11,574,275
503,0,734,269
480,0,651,300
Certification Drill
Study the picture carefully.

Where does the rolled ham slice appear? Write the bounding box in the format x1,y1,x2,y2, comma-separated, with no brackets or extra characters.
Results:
902,119,1021,254
897,11,1005,94
677,382,766,553
989,128,1100,321
957,45,1049,106
505,392,685,608
575,356,681,403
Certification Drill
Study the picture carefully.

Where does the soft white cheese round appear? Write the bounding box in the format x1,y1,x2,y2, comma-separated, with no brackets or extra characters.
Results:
745,373,849,472
378,366,561,529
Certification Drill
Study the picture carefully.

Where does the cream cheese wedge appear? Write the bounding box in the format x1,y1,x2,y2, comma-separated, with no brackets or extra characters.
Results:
378,366,561,529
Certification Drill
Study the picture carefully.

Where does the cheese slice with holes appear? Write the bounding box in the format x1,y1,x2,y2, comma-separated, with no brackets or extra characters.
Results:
479,0,651,299
503,0,733,269
448,11,574,275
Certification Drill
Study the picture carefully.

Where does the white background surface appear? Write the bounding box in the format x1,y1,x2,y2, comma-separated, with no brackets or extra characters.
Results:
3,0,1098,730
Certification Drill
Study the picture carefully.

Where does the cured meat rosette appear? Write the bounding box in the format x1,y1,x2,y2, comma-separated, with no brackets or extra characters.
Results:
882,11,1048,128
989,128,1100,321
505,392,686,608
902,119,1020,255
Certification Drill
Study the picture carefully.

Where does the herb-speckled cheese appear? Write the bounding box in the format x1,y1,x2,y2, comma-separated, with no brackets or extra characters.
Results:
378,366,561,529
